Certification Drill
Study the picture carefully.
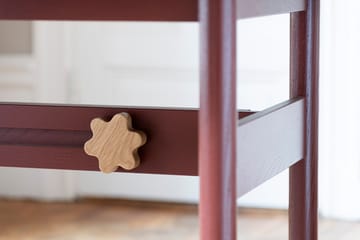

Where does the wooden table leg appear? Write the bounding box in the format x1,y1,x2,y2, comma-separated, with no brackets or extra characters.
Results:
289,0,320,239
199,0,237,239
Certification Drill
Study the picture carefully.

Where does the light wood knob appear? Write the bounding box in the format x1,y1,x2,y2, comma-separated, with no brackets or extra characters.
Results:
84,113,146,173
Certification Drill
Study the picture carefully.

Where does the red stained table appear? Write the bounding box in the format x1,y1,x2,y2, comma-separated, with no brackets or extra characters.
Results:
0,0,319,239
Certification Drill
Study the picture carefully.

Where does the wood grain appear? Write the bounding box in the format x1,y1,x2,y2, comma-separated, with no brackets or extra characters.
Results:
199,0,237,239
84,113,146,172
237,98,304,197
0,199,358,240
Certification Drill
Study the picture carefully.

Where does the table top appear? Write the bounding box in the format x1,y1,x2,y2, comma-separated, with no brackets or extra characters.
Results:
0,0,305,22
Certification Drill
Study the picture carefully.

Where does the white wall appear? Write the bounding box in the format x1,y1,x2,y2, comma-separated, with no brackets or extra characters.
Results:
319,0,360,221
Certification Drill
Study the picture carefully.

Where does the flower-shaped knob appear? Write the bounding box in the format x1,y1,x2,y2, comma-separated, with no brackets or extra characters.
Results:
84,113,146,173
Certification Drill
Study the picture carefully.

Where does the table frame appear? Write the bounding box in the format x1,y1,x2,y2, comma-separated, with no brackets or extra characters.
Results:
0,0,319,239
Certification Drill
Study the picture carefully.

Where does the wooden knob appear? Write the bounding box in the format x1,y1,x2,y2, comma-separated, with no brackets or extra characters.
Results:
84,113,146,173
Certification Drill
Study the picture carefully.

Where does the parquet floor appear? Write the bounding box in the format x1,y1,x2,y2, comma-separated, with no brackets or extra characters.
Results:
0,198,359,240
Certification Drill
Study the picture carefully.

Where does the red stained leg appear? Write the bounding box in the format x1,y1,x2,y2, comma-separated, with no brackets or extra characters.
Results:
199,0,237,239
289,0,320,239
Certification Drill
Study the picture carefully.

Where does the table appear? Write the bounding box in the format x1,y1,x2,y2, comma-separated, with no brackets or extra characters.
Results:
0,0,319,239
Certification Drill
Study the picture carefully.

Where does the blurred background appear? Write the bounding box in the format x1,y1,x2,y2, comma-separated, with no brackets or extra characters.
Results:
0,0,360,239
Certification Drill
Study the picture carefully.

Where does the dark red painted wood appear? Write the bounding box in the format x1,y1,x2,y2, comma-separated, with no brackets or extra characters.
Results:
0,104,252,175
0,128,89,146
0,0,307,21
0,0,198,21
0,104,200,131
289,0,320,239
199,0,237,239
0,105,198,175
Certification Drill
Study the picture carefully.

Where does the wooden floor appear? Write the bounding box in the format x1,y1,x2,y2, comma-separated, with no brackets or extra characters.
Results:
0,198,359,240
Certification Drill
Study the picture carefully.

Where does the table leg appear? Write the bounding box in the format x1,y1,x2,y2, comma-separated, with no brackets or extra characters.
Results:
289,0,320,239
199,0,237,239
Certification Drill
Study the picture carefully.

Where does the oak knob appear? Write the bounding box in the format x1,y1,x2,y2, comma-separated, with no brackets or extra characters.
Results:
84,113,146,173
